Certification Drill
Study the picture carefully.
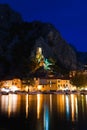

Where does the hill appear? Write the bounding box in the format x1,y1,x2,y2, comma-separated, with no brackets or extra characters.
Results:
0,4,86,79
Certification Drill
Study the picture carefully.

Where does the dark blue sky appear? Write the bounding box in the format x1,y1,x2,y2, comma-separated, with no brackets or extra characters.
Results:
0,0,87,52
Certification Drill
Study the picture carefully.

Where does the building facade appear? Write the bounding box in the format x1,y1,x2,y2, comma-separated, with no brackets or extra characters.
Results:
36,77,72,91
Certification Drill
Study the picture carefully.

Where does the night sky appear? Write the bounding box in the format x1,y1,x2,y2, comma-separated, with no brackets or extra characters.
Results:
0,0,87,52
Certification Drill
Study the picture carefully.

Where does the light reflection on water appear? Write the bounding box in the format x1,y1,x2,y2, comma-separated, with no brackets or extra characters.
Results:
25,94,28,118
0,94,87,130
65,95,70,121
0,94,20,117
44,104,49,130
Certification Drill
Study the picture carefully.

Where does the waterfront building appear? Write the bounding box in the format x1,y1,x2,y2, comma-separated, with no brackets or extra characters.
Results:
0,78,22,92
36,77,73,91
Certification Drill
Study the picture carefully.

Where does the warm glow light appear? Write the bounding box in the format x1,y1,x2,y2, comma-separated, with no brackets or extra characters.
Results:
85,87,87,90
37,94,43,119
1,88,10,93
71,86,76,90
85,95,87,113
8,94,18,114
57,95,65,114
10,85,19,92
65,94,78,122
75,96,78,121
1,95,8,112
81,95,85,113
26,94,29,118
1,94,19,117
80,87,84,90
59,86,63,90
38,47,42,53
37,94,40,119
50,95,52,113
38,85,42,90
71,94,75,121
25,86,28,92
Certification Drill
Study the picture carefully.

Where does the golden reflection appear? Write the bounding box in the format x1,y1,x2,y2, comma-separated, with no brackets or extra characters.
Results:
1,95,8,113
71,94,74,121
70,94,78,122
85,95,87,109
8,94,18,117
1,94,20,117
75,96,78,121
26,94,29,118
86,95,87,103
81,95,85,118
57,95,65,114
8,94,11,117
37,94,43,119
50,95,52,113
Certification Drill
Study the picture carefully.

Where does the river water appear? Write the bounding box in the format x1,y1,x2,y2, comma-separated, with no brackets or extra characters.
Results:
0,93,87,130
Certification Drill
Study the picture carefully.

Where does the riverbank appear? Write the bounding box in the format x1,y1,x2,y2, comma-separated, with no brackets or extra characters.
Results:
0,90,87,95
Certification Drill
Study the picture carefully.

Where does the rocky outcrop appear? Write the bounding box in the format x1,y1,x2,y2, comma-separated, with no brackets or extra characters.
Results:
0,4,79,79
31,22,77,70
0,4,22,29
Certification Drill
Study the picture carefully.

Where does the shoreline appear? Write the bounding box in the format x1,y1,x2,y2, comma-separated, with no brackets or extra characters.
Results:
0,90,87,95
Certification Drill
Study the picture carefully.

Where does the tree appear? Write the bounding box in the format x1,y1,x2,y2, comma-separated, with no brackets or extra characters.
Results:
70,73,87,88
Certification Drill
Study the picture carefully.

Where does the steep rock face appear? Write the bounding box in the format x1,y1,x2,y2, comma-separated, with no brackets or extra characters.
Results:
0,4,23,57
0,4,23,79
0,4,78,79
31,22,77,70
0,4,22,29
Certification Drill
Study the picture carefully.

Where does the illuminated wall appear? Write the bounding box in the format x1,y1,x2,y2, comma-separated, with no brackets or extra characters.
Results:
0,79,22,90
37,78,73,91
36,47,53,71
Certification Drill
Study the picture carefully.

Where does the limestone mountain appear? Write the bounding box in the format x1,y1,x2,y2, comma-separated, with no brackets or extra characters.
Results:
0,4,83,79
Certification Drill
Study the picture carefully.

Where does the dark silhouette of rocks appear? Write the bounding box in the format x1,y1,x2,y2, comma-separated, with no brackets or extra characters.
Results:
0,4,86,79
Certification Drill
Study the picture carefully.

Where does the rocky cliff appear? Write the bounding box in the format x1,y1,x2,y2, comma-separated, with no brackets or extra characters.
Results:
0,4,81,79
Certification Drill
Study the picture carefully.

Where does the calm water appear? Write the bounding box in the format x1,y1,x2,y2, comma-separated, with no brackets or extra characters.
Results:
0,93,87,130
